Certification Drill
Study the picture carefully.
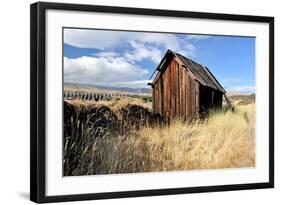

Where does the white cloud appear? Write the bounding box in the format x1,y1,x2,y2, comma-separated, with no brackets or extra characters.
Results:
64,29,180,50
180,43,196,58
140,33,181,50
186,35,210,41
140,33,197,58
64,29,134,49
227,86,255,94
64,29,204,87
124,41,163,64
64,56,149,87
64,28,198,60
93,51,120,58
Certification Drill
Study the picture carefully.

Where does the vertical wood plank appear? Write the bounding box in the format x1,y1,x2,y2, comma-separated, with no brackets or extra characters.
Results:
186,74,191,119
159,75,162,115
179,66,182,117
171,61,175,117
152,86,155,112
190,79,195,118
165,63,169,117
175,60,177,117
163,68,166,116
183,69,186,118
155,82,159,113
196,82,200,115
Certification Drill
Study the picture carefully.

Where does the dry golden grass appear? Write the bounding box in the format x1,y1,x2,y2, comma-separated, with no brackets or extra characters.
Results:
96,104,255,173
66,97,151,111
64,100,255,175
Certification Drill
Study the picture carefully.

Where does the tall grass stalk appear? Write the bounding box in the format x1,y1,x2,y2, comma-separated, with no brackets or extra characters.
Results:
64,102,255,176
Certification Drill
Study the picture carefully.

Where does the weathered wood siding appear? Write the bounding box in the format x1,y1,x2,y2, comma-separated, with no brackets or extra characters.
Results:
153,57,200,119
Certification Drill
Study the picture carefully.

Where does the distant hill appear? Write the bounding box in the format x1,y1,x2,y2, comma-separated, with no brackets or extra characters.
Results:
64,83,151,95
226,91,255,97
225,93,255,105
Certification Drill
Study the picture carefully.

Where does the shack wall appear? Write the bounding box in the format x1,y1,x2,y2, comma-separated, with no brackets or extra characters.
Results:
153,57,200,119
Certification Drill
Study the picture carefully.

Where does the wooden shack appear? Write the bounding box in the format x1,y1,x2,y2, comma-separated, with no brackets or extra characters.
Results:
149,49,226,119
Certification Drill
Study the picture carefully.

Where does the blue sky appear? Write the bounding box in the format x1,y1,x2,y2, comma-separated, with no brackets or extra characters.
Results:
64,28,255,93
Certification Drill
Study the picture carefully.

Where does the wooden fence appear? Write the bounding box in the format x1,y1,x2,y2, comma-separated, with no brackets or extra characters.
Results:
64,92,151,101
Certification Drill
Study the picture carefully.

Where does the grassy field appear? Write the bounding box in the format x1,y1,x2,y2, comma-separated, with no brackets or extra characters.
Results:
63,95,255,176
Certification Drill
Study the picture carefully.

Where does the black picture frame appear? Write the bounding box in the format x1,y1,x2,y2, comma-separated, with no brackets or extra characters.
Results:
30,1,274,203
